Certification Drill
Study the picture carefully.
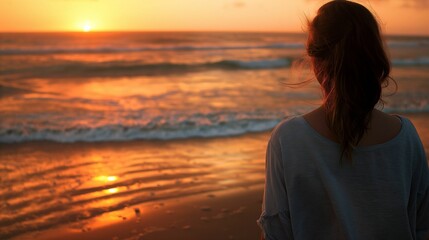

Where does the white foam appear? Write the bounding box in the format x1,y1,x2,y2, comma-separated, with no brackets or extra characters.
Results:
0,116,282,143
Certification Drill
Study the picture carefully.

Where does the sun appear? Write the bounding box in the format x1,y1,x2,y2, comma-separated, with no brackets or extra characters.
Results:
83,24,92,32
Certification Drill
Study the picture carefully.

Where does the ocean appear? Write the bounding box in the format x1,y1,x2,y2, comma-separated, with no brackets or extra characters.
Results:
1,32,429,239
1,32,428,143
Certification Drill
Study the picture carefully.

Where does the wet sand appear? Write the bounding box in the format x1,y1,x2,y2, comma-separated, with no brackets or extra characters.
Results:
2,113,428,240
1,131,269,240
20,186,263,240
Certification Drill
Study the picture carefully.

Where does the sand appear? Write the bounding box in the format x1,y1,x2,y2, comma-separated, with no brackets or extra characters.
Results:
19,186,263,240
1,131,269,240
2,113,428,240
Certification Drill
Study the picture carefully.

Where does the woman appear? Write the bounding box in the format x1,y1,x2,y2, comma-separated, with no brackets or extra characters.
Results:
257,1,429,239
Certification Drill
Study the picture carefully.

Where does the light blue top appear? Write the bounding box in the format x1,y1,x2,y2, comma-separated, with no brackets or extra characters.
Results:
257,115,429,240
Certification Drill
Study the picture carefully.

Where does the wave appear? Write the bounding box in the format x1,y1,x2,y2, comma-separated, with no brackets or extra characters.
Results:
202,58,291,69
0,43,304,55
223,59,290,69
5,55,427,80
387,40,429,48
2,56,428,81
391,57,429,66
1,58,292,78
0,39,429,55
2,97,428,144
0,112,284,143
2,40,428,56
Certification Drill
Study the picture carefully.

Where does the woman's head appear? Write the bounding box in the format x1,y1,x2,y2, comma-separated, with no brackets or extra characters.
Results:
307,0,393,162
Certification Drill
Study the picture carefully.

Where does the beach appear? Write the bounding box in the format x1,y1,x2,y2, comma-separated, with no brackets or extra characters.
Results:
0,113,427,240
18,180,264,240
1,132,268,240
1,32,429,239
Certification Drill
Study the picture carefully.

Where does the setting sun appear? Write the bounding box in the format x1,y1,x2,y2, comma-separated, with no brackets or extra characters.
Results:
0,0,428,35
82,23,92,32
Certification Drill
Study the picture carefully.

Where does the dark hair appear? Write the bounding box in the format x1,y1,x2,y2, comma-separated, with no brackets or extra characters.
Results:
307,0,393,162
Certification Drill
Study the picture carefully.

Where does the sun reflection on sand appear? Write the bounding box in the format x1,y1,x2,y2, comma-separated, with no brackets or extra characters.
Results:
94,175,118,182
91,175,120,198
0,132,271,239
104,187,119,194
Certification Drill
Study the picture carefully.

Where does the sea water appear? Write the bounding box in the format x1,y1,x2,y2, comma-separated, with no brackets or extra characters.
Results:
1,32,428,143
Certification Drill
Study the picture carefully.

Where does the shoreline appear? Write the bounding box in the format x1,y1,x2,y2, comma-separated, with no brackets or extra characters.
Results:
1,112,427,146
2,112,428,240
1,130,269,240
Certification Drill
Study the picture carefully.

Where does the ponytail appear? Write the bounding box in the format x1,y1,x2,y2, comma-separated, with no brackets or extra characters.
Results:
307,0,392,162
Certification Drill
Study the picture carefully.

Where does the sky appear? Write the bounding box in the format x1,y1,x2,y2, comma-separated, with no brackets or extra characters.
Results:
0,0,428,35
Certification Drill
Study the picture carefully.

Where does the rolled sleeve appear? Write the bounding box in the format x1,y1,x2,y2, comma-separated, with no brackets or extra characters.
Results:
257,210,293,240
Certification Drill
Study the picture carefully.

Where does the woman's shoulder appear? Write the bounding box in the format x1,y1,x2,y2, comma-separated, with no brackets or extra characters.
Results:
396,115,419,135
387,114,421,142
270,115,308,140
357,110,403,147
275,115,304,128
394,115,425,147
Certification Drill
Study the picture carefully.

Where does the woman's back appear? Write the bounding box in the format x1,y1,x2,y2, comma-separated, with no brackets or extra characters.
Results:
258,1,429,239
258,115,429,239
303,108,402,147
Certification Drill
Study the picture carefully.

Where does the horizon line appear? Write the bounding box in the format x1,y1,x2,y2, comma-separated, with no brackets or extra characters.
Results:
0,29,300,33
0,30,428,38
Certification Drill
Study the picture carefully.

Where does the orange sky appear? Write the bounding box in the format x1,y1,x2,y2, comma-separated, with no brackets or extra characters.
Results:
0,0,428,35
